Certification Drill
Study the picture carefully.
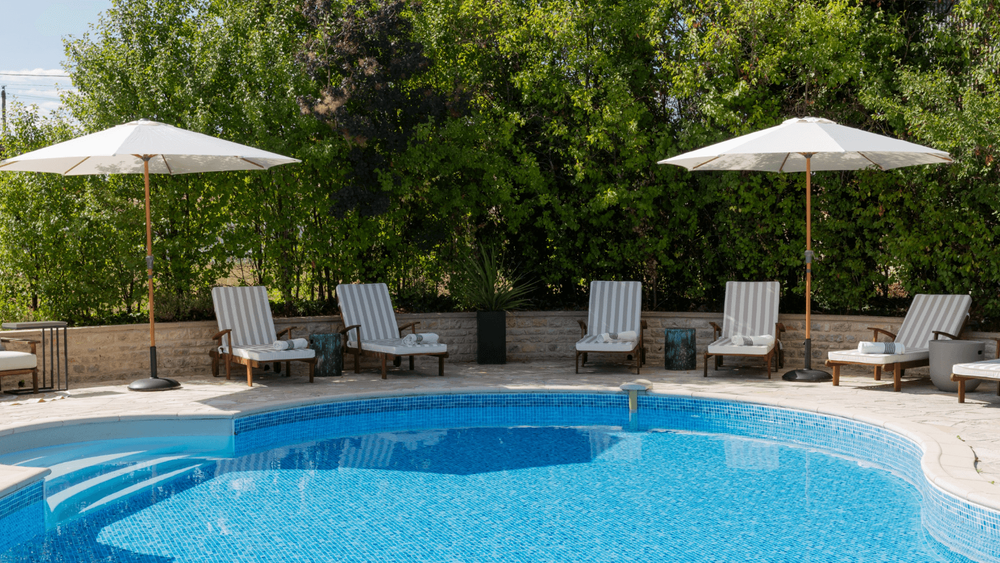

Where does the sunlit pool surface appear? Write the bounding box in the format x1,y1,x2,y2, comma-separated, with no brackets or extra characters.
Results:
0,420,983,562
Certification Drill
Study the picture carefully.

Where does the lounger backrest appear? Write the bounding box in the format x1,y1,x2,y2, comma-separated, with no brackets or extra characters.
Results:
586,281,642,336
212,286,277,347
894,294,971,350
721,281,780,338
337,283,399,343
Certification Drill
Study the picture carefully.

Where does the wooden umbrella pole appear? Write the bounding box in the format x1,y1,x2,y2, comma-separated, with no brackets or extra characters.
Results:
144,158,155,347
142,156,159,380
805,155,811,341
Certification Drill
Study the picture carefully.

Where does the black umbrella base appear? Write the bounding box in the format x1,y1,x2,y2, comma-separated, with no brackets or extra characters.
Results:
782,369,832,382
128,377,181,391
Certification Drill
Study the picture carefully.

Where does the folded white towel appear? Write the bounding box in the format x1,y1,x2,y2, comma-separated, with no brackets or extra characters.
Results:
402,333,439,346
858,341,905,354
730,334,775,347
598,331,638,343
273,338,309,350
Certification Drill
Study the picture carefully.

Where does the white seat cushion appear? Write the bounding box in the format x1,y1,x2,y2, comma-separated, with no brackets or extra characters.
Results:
576,335,639,353
0,351,36,371
953,358,1000,380
222,345,315,362
707,337,774,356
827,348,929,366
349,339,447,356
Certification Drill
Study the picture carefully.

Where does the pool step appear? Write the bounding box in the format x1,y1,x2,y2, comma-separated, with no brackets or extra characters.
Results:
44,452,214,523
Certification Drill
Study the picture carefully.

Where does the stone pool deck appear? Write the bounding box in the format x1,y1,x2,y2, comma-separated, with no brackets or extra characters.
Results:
3,359,1000,504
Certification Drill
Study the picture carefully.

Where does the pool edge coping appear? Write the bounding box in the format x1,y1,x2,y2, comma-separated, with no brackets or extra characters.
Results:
2,385,999,513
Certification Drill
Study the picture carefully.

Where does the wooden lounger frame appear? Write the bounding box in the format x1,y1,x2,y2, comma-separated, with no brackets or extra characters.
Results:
209,326,316,387
951,337,1000,403
340,321,448,379
825,327,959,392
575,320,648,375
704,322,785,379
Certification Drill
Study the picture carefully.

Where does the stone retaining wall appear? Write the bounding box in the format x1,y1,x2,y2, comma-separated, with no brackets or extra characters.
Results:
0,312,995,387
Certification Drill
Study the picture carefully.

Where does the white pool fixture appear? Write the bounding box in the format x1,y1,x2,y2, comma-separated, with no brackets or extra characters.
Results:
620,380,650,413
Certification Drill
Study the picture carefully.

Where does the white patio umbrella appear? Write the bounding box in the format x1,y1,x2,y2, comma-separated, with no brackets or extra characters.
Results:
0,119,300,391
659,116,952,381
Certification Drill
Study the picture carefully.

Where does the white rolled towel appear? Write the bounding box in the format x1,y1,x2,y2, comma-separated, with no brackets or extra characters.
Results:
274,338,309,350
402,333,440,346
599,331,638,343
858,341,905,355
730,334,775,347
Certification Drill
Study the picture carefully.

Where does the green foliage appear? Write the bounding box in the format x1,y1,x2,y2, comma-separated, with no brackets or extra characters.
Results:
0,0,998,326
450,246,537,312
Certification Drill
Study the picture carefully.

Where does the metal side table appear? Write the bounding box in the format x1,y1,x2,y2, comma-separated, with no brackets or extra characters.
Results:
2,321,69,394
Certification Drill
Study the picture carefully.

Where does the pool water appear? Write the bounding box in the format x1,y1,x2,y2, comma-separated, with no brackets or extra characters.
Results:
0,425,978,562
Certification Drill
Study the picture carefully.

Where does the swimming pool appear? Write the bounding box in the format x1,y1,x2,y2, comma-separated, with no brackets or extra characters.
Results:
1,393,999,562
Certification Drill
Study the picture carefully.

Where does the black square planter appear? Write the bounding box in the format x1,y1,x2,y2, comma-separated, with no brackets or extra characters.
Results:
476,311,507,364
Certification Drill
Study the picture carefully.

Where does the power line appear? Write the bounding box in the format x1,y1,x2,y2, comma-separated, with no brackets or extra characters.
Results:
0,72,71,78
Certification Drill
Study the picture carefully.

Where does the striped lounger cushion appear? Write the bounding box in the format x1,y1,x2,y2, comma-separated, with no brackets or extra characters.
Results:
212,286,315,361
707,281,779,357
951,358,1000,381
337,283,447,355
576,281,642,353
827,294,971,365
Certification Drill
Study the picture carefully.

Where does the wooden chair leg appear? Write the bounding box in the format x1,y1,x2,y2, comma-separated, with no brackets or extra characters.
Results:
438,355,444,376
211,352,219,377
381,356,387,379
893,362,901,392
765,353,771,379
832,364,840,386
354,350,360,374
704,353,710,377
31,367,38,394
409,356,414,370
575,352,580,374
285,361,290,377
874,365,881,381
246,363,253,387
308,360,315,383
582,352,588,366
225,354,232,380
958,378,966,403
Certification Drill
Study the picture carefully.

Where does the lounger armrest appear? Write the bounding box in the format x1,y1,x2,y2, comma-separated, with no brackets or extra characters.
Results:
932,330,960,341
211,329,232,351
340,324,361,347
994,338,1000,359
709,322,722,340
397,321,419,336
869,327,896,341
577,320,587,338
276,326,298,339
640,320,648,329
0,337,38,354
775,323,786,340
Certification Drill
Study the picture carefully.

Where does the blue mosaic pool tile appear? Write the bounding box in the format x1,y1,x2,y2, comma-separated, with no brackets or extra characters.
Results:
0,481,45,554
234,393,629,454
637,395,1000,563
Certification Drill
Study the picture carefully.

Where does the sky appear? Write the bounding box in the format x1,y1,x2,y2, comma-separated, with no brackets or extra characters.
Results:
0,0,112,115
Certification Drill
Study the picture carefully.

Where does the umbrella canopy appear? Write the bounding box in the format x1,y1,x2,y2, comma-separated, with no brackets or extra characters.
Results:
0,119,300,391
0,119,298,175
659,116,952,381
660,116,952,171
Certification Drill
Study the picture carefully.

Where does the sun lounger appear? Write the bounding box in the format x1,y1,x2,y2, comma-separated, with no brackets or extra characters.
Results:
705,281,784,378
950,338,1000,403
210,286,316,387
575,281,646,374
0,337,39,394
826,294,971,392
337,283,448,379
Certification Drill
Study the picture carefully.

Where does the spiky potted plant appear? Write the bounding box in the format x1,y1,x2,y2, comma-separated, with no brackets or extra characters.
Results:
451,245,536,364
